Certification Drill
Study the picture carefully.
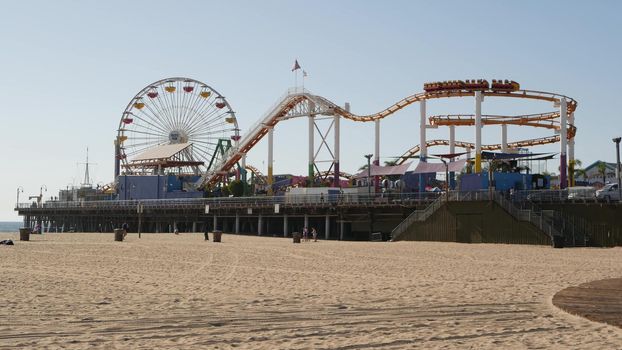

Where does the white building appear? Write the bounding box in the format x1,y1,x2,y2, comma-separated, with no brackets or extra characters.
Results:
575,161,618,187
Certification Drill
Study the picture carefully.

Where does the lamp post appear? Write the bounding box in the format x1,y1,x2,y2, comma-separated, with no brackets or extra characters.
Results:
364,154,373,197
16,186,23,207
39,185,47,206
613,137,621,200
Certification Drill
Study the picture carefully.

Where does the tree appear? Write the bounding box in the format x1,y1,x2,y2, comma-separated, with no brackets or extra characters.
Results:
228,180,245,197
571,159,586,182
597,161,608,184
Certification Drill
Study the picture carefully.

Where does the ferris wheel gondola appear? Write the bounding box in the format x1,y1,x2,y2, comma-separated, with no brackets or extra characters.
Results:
116,77,239,176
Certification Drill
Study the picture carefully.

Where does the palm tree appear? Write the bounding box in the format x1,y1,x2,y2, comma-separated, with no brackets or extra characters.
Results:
384,160,398,166
597,161,607,184
571,159,586,183
569,159,583,185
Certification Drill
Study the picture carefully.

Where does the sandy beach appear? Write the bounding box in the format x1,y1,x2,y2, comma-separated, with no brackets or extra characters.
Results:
1,232,621,349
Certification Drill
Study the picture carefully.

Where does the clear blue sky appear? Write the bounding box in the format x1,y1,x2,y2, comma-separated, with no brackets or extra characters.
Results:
1,0,620,220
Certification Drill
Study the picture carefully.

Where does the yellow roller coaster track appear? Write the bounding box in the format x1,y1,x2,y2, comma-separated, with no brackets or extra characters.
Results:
315,89,577,122
395,137,561,165
429,112,576,138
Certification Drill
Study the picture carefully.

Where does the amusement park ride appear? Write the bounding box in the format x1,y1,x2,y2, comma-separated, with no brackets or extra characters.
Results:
114,77,578,198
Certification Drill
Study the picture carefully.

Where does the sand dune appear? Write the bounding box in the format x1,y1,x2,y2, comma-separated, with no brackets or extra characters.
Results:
1,232,621,349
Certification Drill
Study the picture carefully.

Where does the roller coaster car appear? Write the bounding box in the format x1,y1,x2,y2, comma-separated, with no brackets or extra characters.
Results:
423,82,440,92
424,80,466,92
491,79,520,92
464,79,489,90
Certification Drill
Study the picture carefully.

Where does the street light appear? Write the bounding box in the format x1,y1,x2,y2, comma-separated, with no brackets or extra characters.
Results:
16,186,23,207
613,137,621,200
364,154,373,196
39,185,47,206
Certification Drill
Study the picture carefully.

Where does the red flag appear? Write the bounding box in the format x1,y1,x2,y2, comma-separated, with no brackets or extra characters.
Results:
291,59,301,72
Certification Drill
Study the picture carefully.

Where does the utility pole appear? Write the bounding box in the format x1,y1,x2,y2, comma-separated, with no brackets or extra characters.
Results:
364,154,373,197
613,137,621,200
137,201,143,238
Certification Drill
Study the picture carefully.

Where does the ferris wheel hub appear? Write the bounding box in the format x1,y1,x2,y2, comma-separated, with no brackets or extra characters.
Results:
169,130,188,144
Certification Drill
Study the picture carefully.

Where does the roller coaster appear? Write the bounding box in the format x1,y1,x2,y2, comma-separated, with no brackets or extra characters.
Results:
198,80,576,188
116,78,578,192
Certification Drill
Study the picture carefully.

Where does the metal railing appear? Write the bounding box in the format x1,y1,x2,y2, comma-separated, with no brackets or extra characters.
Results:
15,192,441,211
390,190,572,241
390,193,446,241
492,192,561,239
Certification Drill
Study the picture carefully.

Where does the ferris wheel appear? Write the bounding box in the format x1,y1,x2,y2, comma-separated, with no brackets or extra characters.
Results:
116,77,240,176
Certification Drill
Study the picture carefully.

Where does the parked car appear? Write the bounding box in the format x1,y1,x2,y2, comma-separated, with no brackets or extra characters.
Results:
595,183,620,201
526,189,567,202
567,186,596,200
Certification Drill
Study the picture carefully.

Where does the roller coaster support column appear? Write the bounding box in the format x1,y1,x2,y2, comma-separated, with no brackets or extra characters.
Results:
235,212,240,234
560,99,568,189
325,215,330,240
114,139,120,178
374,119,380,193
568,112,575,186
304,214,309,232
501,124,508,153
308,104,315,186
333,114,340,187
240,153,248,195
419,100,427,192
475,91,483,173
267,126,274,195
258,215,263,236
449,125,456,190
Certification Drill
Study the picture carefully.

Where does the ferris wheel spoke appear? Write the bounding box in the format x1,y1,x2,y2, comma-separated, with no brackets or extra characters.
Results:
125,138,167,151
125,128,168,138
190,139,219,147
179,81,195,127
158,84,179,129
192,146,217,161
190,122,232,136
192,145,215,164
131,110,170,135
142,100,175,131
180,87,207,129
160,86,179,129
127,122,168,137
183,87,207,126
184,98,220,132
186,111,230,136
175,80,187,128
190,126,234,137
151,92,178,130
187,108,224,132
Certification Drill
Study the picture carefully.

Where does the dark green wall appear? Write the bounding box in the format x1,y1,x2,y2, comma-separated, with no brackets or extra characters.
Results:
539,203,622,247
399,201,550,245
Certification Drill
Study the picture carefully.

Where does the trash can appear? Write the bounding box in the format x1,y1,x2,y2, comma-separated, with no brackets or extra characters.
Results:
292,232,301,243
552,235,564,248
19,228,31,241
114,228,125,242
212,230,222,243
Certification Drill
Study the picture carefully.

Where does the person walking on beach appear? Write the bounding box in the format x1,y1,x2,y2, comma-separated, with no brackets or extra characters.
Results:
312,227,318,242
303,227,308,242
